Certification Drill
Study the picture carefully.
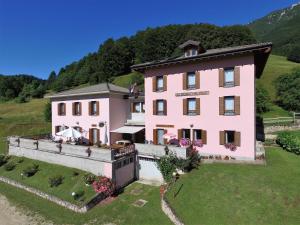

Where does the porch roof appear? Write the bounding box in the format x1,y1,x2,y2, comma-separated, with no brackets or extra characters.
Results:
111,126,144,134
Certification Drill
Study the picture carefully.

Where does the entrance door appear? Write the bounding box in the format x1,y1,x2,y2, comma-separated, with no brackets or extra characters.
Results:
157,129,165,145
89,128,99,145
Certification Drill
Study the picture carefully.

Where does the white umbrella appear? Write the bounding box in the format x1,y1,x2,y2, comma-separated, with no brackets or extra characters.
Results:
56,127,83,139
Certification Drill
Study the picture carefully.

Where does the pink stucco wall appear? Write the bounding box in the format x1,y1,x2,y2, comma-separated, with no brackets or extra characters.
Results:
144,55,256,160
51,93,129,145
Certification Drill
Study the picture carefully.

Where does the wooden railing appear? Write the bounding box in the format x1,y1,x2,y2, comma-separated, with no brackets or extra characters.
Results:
114,144,135,158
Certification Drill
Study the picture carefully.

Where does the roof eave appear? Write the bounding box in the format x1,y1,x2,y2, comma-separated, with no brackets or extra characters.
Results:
45,90,128,99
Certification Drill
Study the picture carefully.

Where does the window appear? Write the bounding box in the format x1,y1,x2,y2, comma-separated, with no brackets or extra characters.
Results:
58,103,65,116
225,131,235,144
55,126,63,133
73,126,81,132
187,72,196,89
185,49,198,57
182,129,191,139
157,129,165,145
224,96,234,115
73,102,81,116
156,76,164,91
193,129,202,140
224,68,234,87
187,98,196,115
89,128,99,145
90,101,99,116
132,102,144,113
157,100,164,115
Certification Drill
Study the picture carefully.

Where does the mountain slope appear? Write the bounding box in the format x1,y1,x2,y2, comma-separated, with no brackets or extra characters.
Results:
249,2,300,55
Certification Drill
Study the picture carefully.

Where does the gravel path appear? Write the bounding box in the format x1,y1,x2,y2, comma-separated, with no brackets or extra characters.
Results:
0,195,52,225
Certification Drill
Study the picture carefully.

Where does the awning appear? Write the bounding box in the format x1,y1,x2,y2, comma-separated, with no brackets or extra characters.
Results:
111,126,144,134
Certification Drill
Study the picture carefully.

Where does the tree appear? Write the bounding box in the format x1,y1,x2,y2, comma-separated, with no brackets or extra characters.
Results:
44,102,52,122
287,46,300,63
275,69,300,111
47,71,57,88
256,84,271,113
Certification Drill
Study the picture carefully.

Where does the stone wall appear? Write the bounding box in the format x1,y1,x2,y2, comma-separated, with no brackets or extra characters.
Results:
264,125,300,134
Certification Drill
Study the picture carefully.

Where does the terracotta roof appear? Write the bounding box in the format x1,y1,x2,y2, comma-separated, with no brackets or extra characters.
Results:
131,42,272,77
46,83,129,98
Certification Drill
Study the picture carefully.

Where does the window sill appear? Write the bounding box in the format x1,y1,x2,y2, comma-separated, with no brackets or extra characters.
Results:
224,112,235,116
154,89,165,93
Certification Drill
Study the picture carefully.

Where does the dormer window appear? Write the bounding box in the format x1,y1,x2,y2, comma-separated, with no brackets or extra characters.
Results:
184,49,198,57
179,40,205,58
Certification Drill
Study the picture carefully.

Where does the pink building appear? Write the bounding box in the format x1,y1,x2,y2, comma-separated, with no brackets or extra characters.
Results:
132,41,272,160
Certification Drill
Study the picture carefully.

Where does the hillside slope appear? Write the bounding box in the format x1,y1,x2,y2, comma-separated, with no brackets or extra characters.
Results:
249,2,300,55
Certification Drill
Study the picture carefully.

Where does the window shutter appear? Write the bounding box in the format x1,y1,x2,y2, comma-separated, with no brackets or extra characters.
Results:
183,73,187,90
57,104,60,116
62,103,66,115
153,100,157,115
219,97,225,115
183,99,188,115
55,126,58,133
89,129,93,145
219,131,225,145
79,102,82,115
96,129,100,144
152,76,157,92
131,103,134,113
234,131,241,147
163,100,167,115
196,98,200,115
163,75,167,91
234,67,240,86
195,71,200,89
177,129,182,140
234,96,240,115
219,69,224,87
201,130,207,144
72,103,75,115
88,102,92,115
96,101,100,115
164,129,168,145
153,129,158,145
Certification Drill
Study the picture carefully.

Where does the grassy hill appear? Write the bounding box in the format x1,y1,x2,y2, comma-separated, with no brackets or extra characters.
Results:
0,99,51,154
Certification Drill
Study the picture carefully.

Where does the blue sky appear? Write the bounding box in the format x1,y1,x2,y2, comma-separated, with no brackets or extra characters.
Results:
0,0,298,79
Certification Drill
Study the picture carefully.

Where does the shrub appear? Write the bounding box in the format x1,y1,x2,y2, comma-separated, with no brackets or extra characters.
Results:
276,132,300,155
92,177,115,196
83,173,96,185
72,170,80,177
44,101,52,122
0,155,9,167
4,161,16,171
17,157,25,164
287,46,300,63
156,153,178,182
256,85,271,113
49,175,64,187
22,164,39,177
72,190,85,200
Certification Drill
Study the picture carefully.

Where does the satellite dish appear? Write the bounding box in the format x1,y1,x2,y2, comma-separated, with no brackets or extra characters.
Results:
99,122,105,127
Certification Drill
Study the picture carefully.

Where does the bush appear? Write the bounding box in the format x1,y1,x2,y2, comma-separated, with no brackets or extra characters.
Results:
17,157,25,164
256,85,271,113
44,102,52,122
287,46,300,63
276,132,300,155
0,155,9,167
49,175,64,187
22,164,39,177
156,153,178,182
4,161,16,171
275,69,300,111
83,173,96,185
92,177,115,196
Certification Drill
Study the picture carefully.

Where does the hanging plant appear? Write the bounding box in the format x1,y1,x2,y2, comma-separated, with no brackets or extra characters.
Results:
180,138,191,147
224,143,237,151
193,139,203,148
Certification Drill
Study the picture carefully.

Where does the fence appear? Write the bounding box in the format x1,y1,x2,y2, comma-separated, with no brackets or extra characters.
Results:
263,112,300,126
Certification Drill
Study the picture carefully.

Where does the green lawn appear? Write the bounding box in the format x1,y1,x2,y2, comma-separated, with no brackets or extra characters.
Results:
261,104,292,118
0,99,51,154
0,156,95,206
257,54,300,101
113,71,144,89
166,147,300,225
0,181,171,225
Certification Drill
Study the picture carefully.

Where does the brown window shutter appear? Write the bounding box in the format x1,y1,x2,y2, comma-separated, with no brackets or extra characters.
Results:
88,102,92,115
196,98,200,115
177,129,182,140
131,103,135,113
152,76,157,92
79,103,82,115
201,130,207,144
153,129,158,144
234,131,241,147
63,103,66,115
57,104,60,116
96,101,100,115
153,100,157,115
72,103,75,115
164,129,168,145
163,100,167,115
219,131,225,145
163,75,167,91
219,97,225,115
183,72,187,90
234,67,240,86
195,71,200,89
97,129,100,144
183,99,188,115
55,126,58,133
234,96,240,115
219,69,224,87
89,129,93,145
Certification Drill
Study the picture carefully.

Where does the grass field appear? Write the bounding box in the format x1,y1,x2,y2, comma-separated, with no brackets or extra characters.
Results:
0,156,96,206
166,147,300,225
113,71,144,89
0,181,171,225
0,99,51,154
